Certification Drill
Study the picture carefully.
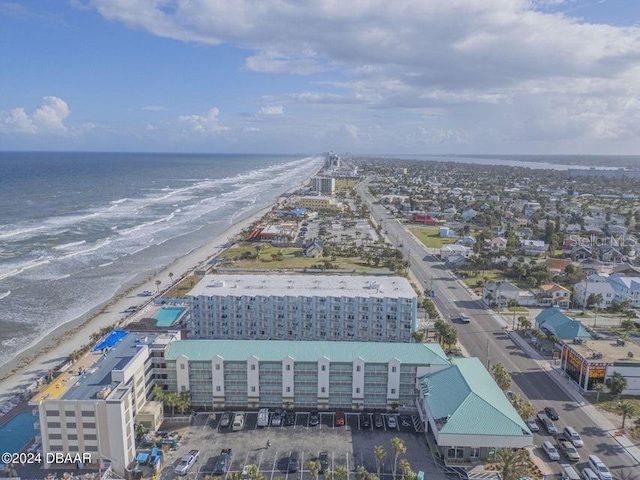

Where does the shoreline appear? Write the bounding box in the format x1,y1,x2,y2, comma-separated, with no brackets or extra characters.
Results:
0,202,274,401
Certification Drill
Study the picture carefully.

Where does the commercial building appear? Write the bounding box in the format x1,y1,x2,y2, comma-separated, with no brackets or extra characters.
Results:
310,176,336,195
187,274,417,342
162,340,450,410
30,332,178,476
289,195,344,211
417,357,533,463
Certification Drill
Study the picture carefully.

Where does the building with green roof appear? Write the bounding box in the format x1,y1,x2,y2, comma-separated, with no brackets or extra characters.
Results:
162,339,450,410
535,307,591,340
417,357,533,462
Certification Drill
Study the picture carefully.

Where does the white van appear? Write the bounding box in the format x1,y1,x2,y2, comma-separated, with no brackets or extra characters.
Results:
257,408,269,428
563,426,585,447
232,412,245,431
560,464,580,480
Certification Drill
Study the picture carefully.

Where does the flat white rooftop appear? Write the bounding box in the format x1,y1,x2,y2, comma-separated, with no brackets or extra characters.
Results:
188,274,416,299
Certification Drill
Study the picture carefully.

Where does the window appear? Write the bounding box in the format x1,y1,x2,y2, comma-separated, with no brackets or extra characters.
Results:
181,386,186,392
470,447,480,458
391,388,396,394
215,364,221,370
286,387,291,393
180,364,185,370
321,365,326,371
64,410,75,417
66,422,76,429
82,423,96,429
85,434,97,441
356,365,361,372
321,387,326,393
251,386,256,392
391,366,397,372
216,386,221,392
251,364,256,371
49,434,62,440
286,364,291,371
68,434,78,440
47,422,61,428
356,388,360,394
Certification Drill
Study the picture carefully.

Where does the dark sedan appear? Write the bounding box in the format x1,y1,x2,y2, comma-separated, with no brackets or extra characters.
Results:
544,406,560,421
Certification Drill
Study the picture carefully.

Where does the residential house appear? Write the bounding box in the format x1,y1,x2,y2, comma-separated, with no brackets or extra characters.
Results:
456,236,476,248
545,258,572,274
461,209,478,222
537,283,571,309
521,239,547,256
578,258,607,275
487,237,508,253
482,281,536,308
535,308,592,341
614,263,640,276
302,239,324,258
608,274,640,308
599,245,624,263
440,244,472,260
573,281,616,308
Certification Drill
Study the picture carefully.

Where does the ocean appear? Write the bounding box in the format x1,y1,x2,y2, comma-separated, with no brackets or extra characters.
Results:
0,152,324,369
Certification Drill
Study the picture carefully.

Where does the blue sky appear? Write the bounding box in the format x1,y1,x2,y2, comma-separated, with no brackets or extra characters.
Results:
1,0,639,154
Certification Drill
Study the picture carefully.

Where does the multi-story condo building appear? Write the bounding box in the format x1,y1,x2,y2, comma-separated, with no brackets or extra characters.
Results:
608,274,640,307
162,339,450,410
325,151,341,168
187,274,417,342
289,195,344,211
30,332,177,476
310,176,336,195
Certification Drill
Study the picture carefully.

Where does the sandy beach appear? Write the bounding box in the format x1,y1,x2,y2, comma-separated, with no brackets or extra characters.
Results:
0,203,274,402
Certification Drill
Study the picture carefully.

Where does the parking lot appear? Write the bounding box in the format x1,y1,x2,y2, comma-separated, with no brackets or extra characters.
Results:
159,411,436,480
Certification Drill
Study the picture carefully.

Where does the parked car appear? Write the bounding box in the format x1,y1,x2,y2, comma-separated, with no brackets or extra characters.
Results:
335,410,345,426
213,449,232,475
219,412,232,428
288,451,299,473
387,415,397,429
557,436,580,462
544,406,560,420
374,413,384,428
581,468,599,480
285,411,295,426
124,306,138,313
309,411,319,426
587,455,612,480
542,441,560,461
537,413,557,434
563,426,584,447
232,412,245,431
271,411,282,427
318,452,329,473
360,413,371,428
526,419,539,433
175,450,200,475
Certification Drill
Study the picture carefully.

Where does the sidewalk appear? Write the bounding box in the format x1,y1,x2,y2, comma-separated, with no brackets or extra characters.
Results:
507,326,640,464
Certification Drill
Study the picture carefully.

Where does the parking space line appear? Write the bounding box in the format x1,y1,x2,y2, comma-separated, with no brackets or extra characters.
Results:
257,449,264,470
269,450,279,480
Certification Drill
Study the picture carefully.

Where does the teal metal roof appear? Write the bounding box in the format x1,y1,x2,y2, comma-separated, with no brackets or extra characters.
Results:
419,357,531,437
535,307,592,340
166,339,450,364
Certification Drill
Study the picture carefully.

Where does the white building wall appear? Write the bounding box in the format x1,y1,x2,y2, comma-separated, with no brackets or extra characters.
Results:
606,365,640,395
318,357,330,399
176,354,190,392
105,391,135,476
212,355,225,397
282,356,295,399
387,358,401,401
352,357,365,400
247,355,260,398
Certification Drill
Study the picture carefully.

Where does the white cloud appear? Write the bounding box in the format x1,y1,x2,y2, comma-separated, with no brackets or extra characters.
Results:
0,96,70,135
178,107,229,134
259,105,283,115
82,0,640,150
141,105,166,112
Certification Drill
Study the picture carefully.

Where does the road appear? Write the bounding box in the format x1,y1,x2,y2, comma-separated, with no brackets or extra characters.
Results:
357,181,639,475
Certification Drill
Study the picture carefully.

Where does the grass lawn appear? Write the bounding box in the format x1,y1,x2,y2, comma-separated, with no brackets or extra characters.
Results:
163,274,204,298
586,393,640,433
219,242,301,260
227,255,380,271
335,179,360,190
458,269,504,293
409,227,458,248
496,306,530,313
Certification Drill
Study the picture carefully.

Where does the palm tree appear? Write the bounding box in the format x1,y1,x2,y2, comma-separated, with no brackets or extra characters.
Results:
518,401,536,423
228,473,242,480
617,401,637,429
334,466,349,480
155,279,162,293
307,461,321,479
374,446,387,478
398,459,411,480
518,316,531,331
355,466,368,480
594,382,606,404
168,272,174,283
494,448,529,480
246,464,265,480
390,437,407,479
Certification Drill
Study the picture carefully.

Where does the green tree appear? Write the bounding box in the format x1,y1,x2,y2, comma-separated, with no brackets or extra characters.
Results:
618,401,637,429
168,271,174,283
518,316,531,331
155,279,162,293
355,466,368,480
307,462,321,479
374,446,387,478
334,466,349,480
517,401,536,423
390,437,407,479
246,464,265,480
607,372,628,398
494,448,530,480
399,459,412,480
412,331,425,343
492,363,512,391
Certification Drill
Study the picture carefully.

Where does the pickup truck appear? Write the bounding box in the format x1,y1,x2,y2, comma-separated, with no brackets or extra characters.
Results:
213,449,232,475
556,435,580,462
